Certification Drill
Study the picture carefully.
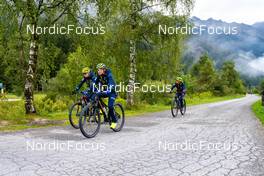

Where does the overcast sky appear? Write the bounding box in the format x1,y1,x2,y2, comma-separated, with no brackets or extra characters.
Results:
191,0,264,24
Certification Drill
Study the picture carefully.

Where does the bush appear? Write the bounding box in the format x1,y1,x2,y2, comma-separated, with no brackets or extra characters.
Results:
0,101,29,124
35,94,69,114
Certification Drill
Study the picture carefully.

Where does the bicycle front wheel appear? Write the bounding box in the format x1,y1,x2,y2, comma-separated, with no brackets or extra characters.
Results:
180,99,186,115
171,98,178,117
79,105,101,138
111,103,125,132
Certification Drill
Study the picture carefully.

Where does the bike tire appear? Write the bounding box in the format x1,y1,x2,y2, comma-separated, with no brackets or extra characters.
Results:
180,99,186,115
171,98,178,117
79,105,101,138
111,103,125,132
69,102,81,129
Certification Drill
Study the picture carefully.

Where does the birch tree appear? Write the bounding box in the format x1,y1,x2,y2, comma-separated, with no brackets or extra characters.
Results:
126,0,194,106
4,0,77,113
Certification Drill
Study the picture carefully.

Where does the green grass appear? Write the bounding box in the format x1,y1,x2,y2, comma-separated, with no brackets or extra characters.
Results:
0,93,21,99
252,100,264,125
0,124,57,131
0,99,67,132
0,94,245,132
6,94,21,99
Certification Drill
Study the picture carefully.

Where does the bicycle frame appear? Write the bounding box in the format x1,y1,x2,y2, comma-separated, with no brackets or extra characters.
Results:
97,98,109,119
174,94,185,108
75,92,89,105
173,96,179,108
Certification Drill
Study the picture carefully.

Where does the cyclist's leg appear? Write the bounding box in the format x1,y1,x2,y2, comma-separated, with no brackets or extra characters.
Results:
182,93,185,103
94,92,109,122
108,92,117,123
180,93,185,107
90,93,96,102
95,91,108,99
177,93,183,107
83,89,93,102
174,93,178,100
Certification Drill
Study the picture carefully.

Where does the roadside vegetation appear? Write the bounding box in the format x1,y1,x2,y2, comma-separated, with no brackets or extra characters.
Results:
252,100,264,125
251,80,264,125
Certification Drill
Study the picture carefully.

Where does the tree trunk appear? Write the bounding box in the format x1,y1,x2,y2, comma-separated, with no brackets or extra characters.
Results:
24,30,38,114
19,16,26,82
126,0,137,106
127,40,137,106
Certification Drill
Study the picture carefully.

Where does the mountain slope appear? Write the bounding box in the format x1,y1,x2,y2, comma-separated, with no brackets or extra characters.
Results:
183,17,264,81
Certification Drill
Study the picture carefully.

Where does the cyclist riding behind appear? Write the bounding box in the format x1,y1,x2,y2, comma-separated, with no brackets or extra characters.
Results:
74,67,95,100
94,63,118,129
170,77,186,107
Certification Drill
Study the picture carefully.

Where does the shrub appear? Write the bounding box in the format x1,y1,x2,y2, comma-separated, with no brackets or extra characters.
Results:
0,101,28,124
35,94,69,114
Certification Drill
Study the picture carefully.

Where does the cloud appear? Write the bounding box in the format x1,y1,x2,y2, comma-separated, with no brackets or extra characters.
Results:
248,56,264,73
234,52,264,77
191,0,264,24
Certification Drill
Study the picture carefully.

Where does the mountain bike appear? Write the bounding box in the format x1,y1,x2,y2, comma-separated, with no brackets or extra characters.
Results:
79,94,125,138
69,91,89,129
171,93,186,117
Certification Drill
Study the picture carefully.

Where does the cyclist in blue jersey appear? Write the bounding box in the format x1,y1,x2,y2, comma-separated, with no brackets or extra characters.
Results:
170,77,186,108
94,63,118,129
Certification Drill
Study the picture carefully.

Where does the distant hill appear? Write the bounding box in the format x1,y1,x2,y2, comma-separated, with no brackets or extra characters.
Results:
183,17,264,85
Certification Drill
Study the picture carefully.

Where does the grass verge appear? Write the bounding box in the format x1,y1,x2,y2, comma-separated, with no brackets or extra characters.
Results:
252,100,264,125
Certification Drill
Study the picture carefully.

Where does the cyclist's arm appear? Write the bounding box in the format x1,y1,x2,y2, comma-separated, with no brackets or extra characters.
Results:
89,71,97,83
90,82,99,93
107,70,116,92
91,74,104,93
93,75,100,85
171,84,176,91
76,78,86,91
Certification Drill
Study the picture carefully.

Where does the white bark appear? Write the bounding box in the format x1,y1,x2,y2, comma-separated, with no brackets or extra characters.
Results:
126,0,138,106
24,33,38,113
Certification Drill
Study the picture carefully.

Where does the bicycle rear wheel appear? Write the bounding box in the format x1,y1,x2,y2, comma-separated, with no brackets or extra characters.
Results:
111,103,125,132
69,102,82,129
171,98,178,117
79,105,101,138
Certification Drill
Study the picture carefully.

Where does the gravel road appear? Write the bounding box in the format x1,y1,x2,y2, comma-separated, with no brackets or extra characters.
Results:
0,95,263,176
